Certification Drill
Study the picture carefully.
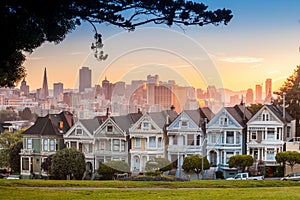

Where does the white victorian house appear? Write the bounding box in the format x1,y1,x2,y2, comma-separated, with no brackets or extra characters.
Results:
206,105,252,178
246,104,294,177
129,109,177,172
93,116,129,168
63,118,100,172
167,107,214,175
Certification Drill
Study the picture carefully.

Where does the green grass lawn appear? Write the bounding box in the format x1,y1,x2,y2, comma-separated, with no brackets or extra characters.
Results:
1,180,300,200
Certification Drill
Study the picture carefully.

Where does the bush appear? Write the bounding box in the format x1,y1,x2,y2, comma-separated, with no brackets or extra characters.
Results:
215,171,224,179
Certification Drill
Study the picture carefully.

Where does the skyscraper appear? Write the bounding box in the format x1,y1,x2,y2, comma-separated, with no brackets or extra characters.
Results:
53,82,64,99
20,79,29,96
79,66,91,92
246,88,254,104
265,78,272,103
41,67,49,99
255,84,262,103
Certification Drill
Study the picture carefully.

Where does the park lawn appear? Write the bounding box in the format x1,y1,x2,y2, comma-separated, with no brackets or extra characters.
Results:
0,186,300,200
1,179,300,188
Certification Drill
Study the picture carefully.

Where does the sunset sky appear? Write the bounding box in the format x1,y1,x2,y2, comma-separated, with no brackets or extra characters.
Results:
23,0,300,93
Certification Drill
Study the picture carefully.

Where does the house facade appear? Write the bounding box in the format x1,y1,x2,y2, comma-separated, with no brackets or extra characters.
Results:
93,116,129,169
167,107,214,176
20,111,74,178
206,105,252,178
246,104,294,177
129,109,177,172
63,118,100,172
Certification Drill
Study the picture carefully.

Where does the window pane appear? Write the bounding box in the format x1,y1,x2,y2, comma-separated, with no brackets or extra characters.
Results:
28,139,32,149
226,132,234,144
149,137,156,148
50,139,55,151
135,138,141,147
43,140,48,151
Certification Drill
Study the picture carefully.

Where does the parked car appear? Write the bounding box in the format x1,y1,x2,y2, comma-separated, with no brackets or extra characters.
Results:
280,173,300,181
226,172,264,180
4,175,20,179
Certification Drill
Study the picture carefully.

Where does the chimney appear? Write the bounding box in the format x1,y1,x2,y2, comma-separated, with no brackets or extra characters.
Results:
137,108,142,114
170,105,175,111
106,107,111,117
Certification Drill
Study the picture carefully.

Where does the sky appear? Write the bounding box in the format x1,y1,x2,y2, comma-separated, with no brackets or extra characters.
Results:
22,0,300,93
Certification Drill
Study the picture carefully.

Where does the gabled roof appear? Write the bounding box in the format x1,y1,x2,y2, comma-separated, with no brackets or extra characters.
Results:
184,107,214,125
23,111,74,136
79,118,100,133
265,104,293,123
225,105,252,127
148,109,178,129
248,104,293,124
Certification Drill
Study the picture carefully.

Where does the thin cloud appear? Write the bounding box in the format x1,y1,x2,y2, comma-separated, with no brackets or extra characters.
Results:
27,56,45,61
268,70,280,75
68,51,85,56
219,56,264,63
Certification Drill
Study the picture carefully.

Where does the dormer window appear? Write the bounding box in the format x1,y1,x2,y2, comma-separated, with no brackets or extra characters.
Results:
219,117,228,125
262,109,269,121
180,118,188,127
75,128,83,135
142,122,150,130
107,125,113,132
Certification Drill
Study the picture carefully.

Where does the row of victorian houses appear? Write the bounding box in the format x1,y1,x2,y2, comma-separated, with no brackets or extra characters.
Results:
20,103,295,179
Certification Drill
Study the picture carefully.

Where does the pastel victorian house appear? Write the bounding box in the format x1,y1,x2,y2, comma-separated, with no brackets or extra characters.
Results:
167,107,214,175
129,109,177,172
206,105,252,178
63,118,100,172
247,104,294,177
20,111,74,178
93,116,128,168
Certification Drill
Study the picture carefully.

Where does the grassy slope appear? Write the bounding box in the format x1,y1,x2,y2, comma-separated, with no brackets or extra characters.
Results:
1,180,300,200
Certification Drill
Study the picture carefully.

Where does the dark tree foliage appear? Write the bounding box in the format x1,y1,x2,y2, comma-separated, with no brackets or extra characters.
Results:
9,141,22,173
41,155,52,175
51,148,85,180
97,160,130,180
145,158,172,172
228,155,254,173
182,154,209,179
247,103,263,115
276,151,300,174
275,66,300,136
0,0,232,87
19,107,33,121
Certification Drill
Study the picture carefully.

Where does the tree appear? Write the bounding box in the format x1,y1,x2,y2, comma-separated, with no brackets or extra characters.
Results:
8,141,23,173
0,129,23,169
145,158,172,173
41,155,52,175
51,148,85,180
0,0,232,87
182,154,210,179
19,107,33,121
228,155,254,172
247,103,263,115
276,151,300,174
275,65,300,136
97,160,130,180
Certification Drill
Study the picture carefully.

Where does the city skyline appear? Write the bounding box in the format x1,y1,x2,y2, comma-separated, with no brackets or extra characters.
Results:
20,0,300,93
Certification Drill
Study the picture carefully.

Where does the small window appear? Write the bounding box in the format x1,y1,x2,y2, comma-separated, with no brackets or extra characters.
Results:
43,139,48,151
251,131,257,140
135,138,141,147
149,137,156,148
27,139,32,149
50,139,55,151
107,126,113,132
142,122,150,129
113,139,120,151
181,120,188,127
76,128,83,135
